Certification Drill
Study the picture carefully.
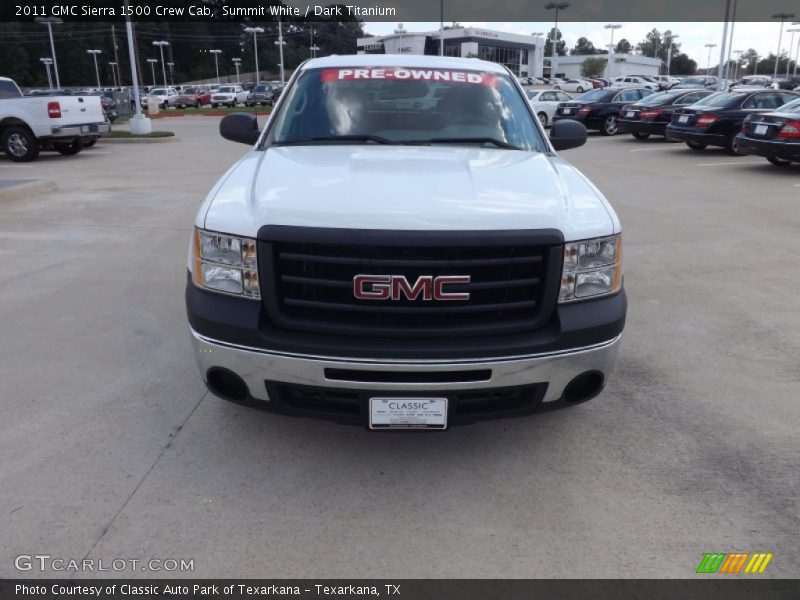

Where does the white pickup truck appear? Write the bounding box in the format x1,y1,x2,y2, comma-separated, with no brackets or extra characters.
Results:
187,55,626,429
0,77,109,162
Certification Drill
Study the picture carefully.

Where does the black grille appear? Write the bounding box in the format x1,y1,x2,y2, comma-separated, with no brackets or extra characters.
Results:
258,226,562,337
265,381,547,423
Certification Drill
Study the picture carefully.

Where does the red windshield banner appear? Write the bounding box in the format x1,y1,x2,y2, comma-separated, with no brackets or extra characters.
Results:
321,68,499,87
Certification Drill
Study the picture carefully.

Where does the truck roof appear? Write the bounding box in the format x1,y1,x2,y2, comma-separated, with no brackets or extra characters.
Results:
301,54,508,74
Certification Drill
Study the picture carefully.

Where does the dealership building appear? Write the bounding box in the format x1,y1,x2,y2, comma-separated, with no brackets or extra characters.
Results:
550,54,662,79
357,26,546,78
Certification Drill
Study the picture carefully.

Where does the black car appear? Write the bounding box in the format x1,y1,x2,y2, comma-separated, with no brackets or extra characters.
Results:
618,89,714,139
666,89,800,155
553,87,654,135
736,97,800,166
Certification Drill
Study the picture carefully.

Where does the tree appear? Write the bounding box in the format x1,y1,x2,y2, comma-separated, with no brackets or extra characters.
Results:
581,57,608,78
614,39,632,54
669,53,697,75
572,37,597,55
636,28,662,58
544,27,567,57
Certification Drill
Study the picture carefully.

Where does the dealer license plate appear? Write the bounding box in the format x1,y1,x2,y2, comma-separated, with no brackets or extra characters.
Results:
369,397,447,430
754,124,768,135
679,115,690,123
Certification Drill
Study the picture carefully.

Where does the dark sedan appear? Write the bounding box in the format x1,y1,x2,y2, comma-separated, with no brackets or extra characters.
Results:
553,87,654,135
666,89,800,155
618,89,714,139
736,97,800,166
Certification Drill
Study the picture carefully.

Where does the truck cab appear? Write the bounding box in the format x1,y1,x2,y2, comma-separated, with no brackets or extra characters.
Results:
186,55,626,429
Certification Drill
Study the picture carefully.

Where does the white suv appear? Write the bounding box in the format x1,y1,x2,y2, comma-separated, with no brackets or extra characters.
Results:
187,55,626,429
211,85,248,107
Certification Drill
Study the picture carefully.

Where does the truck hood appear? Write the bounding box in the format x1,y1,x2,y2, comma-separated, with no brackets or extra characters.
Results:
202,146,619,241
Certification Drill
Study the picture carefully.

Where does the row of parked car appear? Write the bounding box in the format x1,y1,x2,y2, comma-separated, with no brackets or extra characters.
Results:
542,85,800,166
142,81,285,110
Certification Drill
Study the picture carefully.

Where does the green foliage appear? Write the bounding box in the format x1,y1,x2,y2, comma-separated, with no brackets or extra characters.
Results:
572,37,597,55
580,57,607,78
614,39,632,54
544,28,567,57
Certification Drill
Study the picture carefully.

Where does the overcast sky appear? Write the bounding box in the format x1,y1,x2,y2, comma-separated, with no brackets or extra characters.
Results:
363,22,799,69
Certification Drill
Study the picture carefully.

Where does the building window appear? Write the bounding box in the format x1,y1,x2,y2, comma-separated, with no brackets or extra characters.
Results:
478,44,522,75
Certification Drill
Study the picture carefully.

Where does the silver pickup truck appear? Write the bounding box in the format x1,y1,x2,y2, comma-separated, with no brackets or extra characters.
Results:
0,77,109,162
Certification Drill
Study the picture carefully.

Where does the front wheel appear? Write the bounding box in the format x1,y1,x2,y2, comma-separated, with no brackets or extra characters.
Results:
53,138,83,156
2,126,40,162
211,103,218,108
537,112,548,127
632,131,650,140
600,115,619,136
686,140,707,151
767,156,792,166
576,86,584,93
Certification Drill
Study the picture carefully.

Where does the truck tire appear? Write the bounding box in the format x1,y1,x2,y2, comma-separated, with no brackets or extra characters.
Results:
2,125,40,162
53,138,83,156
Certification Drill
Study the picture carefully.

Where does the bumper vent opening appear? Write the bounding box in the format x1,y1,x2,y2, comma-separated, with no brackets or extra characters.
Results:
562,371,604,403
206,367,250,402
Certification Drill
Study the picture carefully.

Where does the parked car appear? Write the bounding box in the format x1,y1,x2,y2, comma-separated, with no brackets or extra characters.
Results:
188,54,626,428
174,86,211,109
553,87,654,135
0,76,108,162
554,78,593,93
617,89,714,139
245,83,272,107
268,83,286,104
142,87,180,109
672,76,718,90
211,85,248,108
526,88,573,127
649,75,680,90
666,89,800,154
736,97,800,166
611,76,658,91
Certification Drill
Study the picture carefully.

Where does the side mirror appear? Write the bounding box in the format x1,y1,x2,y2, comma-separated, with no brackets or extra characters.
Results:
220,113,260,145
550,119,587,151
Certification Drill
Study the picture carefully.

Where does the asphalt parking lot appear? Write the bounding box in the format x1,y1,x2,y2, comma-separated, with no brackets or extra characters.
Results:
1,118,798,579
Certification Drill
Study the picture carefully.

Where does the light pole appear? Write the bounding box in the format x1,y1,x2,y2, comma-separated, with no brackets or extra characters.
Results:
309,27,320,59
39,58,53,90
35,17,62,89
439,0,444,56
705,43,717,74
604,24,621,78
152,40,169,90
167,61,174,86
232,57,241,83
86,49,102,88
146,58,158,87
794,23,800,78
753,52,758,75
733,49,743,80
772,13,795,79
275,19,286,83
665,33,679,76
209,49,222,84
545,2,569,82
108,62,118,88
786,28,800,79
243,27,264,83
123,0,150,134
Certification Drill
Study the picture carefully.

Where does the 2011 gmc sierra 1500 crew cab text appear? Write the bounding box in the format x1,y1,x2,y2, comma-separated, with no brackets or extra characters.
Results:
186,55,626,430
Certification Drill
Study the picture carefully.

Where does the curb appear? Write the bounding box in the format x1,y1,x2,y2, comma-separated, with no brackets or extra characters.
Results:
99,135,176,143
0,178,57,201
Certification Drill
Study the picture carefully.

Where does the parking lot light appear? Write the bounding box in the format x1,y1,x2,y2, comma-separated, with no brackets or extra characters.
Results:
665,34,679,76
275,19,286,83
786,28,800,79
209,49,222,85
39,57,53,90
167,61,175,87
772,13,795,79
704,43,717,74
35,17,62,89
232,58,241,83
545,2,569,82
243,27,264,84
605,24,621,78
152,40,170,91
146,58,158,87
86,49,102,89
108,62,118,88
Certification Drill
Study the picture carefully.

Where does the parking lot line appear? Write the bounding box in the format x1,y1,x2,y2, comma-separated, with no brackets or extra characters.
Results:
627,148,668,152
696,161,762,166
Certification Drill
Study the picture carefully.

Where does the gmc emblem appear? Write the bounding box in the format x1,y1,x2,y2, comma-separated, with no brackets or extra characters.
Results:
353,274,470,301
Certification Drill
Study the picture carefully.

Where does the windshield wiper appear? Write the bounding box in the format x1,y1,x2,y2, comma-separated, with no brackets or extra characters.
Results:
274,134,396,146
406,137,523,150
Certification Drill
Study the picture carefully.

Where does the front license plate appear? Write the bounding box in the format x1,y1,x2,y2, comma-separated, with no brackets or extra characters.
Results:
755,124,768,135
563,108,573,114
679,115,689,123
369,397,447,430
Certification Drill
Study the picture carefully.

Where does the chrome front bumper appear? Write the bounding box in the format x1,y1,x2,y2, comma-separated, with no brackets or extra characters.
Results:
190,328,621,404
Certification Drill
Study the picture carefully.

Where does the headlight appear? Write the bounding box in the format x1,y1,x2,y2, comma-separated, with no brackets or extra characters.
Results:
192,228,260,299
559,234,622,302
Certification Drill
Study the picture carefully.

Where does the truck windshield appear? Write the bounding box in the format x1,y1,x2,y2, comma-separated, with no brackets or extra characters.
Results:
267,67,546,151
